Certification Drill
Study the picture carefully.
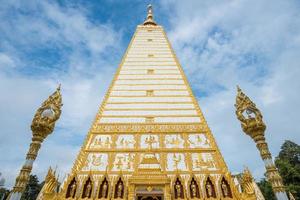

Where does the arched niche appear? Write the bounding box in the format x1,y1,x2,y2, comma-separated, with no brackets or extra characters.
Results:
66,177,77,198
82,177,93,198
189,177,200,199
98,177,109,199
220,177,233,198
204,176,216,198
114,177,124,199
173,177,184,199
141,196,160,200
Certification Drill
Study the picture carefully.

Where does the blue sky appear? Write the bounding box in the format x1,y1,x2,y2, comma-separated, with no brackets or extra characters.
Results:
0,0,300,188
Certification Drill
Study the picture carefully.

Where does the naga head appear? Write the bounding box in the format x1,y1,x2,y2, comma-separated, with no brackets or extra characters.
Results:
235,86,266,140
31,85,63,139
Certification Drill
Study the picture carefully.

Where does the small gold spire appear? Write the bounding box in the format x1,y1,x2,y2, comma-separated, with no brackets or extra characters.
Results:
143,4,157,26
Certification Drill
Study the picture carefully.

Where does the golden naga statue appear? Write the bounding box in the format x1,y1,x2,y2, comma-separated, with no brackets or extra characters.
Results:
8,86,62,200
31,85,63,138
235,87,288,199
235,86,266,139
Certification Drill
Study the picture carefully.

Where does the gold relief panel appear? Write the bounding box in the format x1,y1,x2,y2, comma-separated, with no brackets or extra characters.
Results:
81,153,108,171
115,134,135,149
166,153,187,171
165,134,184,148
188,133,210,148
139,153,160,164
191,153,217,171
88,135,112,149
112,153,135,171
140,134,159,149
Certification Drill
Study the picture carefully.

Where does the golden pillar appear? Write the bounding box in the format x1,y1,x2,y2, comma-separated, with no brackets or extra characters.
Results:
8,86,62,200
234,86,288,200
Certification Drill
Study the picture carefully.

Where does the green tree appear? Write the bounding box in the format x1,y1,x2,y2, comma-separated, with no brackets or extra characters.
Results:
0,172,9,200
257,140,300,199
0,188,10,200
257,178,276,200
21,175,43,200
275,140,300,199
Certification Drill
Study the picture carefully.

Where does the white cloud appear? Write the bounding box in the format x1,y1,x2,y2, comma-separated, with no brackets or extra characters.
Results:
0,0,120,188
160,0,300,180
0,53,16,69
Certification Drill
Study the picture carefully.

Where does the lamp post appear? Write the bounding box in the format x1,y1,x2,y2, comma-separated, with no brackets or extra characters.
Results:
234,86,288,200
8,86,62,200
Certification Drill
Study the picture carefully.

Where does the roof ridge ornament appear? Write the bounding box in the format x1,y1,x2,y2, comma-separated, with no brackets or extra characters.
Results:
143,4,157,26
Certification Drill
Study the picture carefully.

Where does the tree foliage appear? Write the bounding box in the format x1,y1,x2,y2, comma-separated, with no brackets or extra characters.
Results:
257,179,276,200
20,175,43,200
257,140,300,199
275,140,300,199
0,188,10,200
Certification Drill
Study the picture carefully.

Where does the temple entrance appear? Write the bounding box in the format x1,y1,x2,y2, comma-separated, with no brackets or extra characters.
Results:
137,195,163,200
135,185,164,200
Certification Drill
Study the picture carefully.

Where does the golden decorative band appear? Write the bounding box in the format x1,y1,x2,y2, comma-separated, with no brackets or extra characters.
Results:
92,123,205,133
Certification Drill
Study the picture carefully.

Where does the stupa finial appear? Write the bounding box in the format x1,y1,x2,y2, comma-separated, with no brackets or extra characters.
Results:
143,4,157,26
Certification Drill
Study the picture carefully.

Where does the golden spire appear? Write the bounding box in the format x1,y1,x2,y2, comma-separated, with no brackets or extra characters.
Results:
143,4,157,26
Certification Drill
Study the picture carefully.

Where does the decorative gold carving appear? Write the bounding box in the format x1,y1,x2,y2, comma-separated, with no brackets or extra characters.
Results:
188,134,210,148
192,153,217,171
90,135,111,149
113,153,135,171
165,134,184,148
26,142,42,160
9,86,62,198
31,86,62,138
116,157,124,170
91,154,103,166
173,154,182,170
235,86,266,140
41,167,59,196
116,135,135,148
145,135,157,149
240,168,255,196
93,123,204,133
235,87,287,196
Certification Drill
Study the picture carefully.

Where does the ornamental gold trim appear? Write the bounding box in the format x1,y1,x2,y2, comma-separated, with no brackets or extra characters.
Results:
92,123,205,133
